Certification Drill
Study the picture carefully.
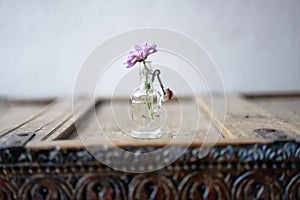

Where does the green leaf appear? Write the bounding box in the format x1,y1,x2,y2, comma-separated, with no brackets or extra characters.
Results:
146,83,150,90
147,102,152,110
150,112,154,120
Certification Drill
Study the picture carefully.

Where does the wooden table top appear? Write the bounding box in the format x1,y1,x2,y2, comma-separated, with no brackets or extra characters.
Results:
1,94,300,199
0,94,299,149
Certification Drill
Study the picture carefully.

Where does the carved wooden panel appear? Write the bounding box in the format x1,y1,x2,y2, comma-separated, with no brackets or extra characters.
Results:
1,141,300,199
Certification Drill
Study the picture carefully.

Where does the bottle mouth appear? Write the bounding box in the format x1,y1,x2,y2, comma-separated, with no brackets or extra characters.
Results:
140,61,153,76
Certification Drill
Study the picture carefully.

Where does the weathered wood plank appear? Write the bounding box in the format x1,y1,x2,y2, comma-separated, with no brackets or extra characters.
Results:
0,101,50,137
3,94,300,148
27,98,94,144
197,95,300,140
0,132,35,149
69,98,221,142
251,97,300,128
43,98,96,141
0,98,94,147
27,137,273,149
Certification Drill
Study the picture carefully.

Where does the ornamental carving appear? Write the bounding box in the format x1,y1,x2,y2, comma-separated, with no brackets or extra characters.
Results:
0,141,300,199
75,174,127,200
232,171,282,200
129,174,176,200
285,172,300,200
0,178,17,200
18,176,72,200
178,171,230,200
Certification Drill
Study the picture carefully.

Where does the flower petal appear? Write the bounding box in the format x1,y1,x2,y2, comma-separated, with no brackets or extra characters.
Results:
124,42,157,68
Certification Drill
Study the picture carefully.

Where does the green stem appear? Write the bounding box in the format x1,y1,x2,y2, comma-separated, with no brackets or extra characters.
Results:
143,61,154,121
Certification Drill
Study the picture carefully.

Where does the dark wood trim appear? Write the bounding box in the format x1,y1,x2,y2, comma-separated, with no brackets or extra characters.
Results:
1,140,300,199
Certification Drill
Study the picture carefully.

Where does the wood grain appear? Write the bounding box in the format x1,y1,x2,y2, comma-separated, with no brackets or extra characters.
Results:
44,98,95,141
0,101,49,137
0,98,95,147
27,137,274,149
197,94,300,140
2,95,300,148
69,98,221,143
251,97,300,128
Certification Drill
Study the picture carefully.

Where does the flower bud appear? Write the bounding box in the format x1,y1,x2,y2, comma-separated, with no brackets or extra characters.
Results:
162,88,174,102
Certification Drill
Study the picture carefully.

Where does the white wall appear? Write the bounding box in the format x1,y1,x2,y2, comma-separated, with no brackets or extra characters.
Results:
0,0,299,98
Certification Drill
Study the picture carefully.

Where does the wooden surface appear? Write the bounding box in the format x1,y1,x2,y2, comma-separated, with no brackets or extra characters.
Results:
1,94,300,199
68,98,221,142
252,96,300,128
0,98,94,148
0,100,47,137
0,95,300,148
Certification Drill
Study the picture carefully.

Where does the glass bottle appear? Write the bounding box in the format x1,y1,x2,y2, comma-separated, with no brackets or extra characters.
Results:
130,61,162,138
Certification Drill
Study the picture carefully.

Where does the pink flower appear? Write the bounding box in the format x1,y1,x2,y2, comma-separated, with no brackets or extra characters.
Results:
124,43,157,68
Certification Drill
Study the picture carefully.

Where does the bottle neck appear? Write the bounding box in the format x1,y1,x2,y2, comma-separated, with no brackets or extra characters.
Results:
139,61,152,88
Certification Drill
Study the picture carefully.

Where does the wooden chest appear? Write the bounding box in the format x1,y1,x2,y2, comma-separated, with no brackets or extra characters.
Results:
0,94,300,199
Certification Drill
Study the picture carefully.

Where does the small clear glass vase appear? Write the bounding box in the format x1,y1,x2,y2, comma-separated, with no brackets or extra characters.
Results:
130,61,162,138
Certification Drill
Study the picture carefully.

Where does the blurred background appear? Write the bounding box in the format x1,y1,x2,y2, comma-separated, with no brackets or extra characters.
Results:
0,0,299,98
